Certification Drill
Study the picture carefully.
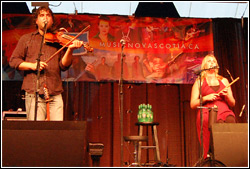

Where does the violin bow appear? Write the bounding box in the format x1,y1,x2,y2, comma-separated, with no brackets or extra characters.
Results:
45,25,90,63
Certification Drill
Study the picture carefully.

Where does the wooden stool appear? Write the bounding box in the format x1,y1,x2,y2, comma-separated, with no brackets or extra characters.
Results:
136,122,161,165
88,143,104,167
124,136,148,167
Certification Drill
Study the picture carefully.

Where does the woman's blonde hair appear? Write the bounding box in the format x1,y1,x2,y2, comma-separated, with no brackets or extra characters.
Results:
200,54,222,80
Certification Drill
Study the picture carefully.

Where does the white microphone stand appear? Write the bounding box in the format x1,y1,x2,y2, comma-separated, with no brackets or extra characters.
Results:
119,39,125,166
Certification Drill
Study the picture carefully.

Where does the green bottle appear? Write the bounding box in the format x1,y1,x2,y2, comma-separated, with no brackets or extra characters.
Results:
145,104,150,122
138,104,142,122
141,104,147,122
148,104,153,122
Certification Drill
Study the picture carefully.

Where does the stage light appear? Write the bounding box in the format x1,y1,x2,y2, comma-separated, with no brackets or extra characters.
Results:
31,2,49,7
31,2,49,14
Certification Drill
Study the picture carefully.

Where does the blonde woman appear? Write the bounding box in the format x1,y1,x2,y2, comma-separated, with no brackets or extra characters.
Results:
190,54,236,159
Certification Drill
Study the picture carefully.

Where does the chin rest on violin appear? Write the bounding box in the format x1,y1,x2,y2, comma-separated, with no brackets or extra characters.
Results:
44,29,93,52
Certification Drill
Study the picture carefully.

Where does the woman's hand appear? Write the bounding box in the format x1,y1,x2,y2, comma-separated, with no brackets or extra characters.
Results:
219,88,228,96
204,93,220,102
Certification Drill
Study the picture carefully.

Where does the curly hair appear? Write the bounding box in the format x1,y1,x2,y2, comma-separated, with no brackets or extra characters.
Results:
33,6,55,30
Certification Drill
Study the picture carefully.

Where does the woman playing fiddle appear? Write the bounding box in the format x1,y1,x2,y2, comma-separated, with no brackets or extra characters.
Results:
9,6,83,121
190,54,236,159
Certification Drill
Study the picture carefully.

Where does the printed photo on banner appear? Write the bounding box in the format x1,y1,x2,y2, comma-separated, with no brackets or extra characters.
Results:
2,13,214,84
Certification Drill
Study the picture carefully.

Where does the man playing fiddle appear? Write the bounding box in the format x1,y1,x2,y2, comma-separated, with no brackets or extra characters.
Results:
9,6,83,121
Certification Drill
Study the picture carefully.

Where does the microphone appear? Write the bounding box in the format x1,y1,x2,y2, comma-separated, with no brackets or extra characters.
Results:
43,20,48,31
194,66,219,75
120,39,126,45
209,66,220,70
43,20,48,30
43,20,48,38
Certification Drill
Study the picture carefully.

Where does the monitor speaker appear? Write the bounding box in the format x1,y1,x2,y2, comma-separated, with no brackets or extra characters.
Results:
2,111,27,121
211,123,248,167
2,121,88,167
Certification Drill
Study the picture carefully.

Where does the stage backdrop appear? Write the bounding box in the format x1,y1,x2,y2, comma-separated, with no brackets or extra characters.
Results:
2,14,214,84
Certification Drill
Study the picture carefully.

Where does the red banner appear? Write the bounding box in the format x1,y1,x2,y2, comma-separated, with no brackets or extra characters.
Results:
2,14,213,84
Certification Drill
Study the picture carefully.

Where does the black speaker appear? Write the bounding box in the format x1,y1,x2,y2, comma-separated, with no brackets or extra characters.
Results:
2,121,88,167
211,123,248,167
2,111,27,121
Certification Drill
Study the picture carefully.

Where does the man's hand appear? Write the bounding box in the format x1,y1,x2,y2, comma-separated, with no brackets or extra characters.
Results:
68,40,83,50
33,61,48,71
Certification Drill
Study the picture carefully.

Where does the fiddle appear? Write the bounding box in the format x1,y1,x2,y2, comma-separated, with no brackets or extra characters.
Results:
44,25,92,63
44,28,93,52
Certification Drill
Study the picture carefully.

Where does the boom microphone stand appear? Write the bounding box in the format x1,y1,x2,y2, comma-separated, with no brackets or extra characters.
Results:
194,67,205,166
194,66,225,167
34,21,48,121
119,39,126,166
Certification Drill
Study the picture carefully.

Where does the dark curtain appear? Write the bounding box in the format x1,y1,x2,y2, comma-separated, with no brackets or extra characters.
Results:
212,18,248,123
2,18,248,167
